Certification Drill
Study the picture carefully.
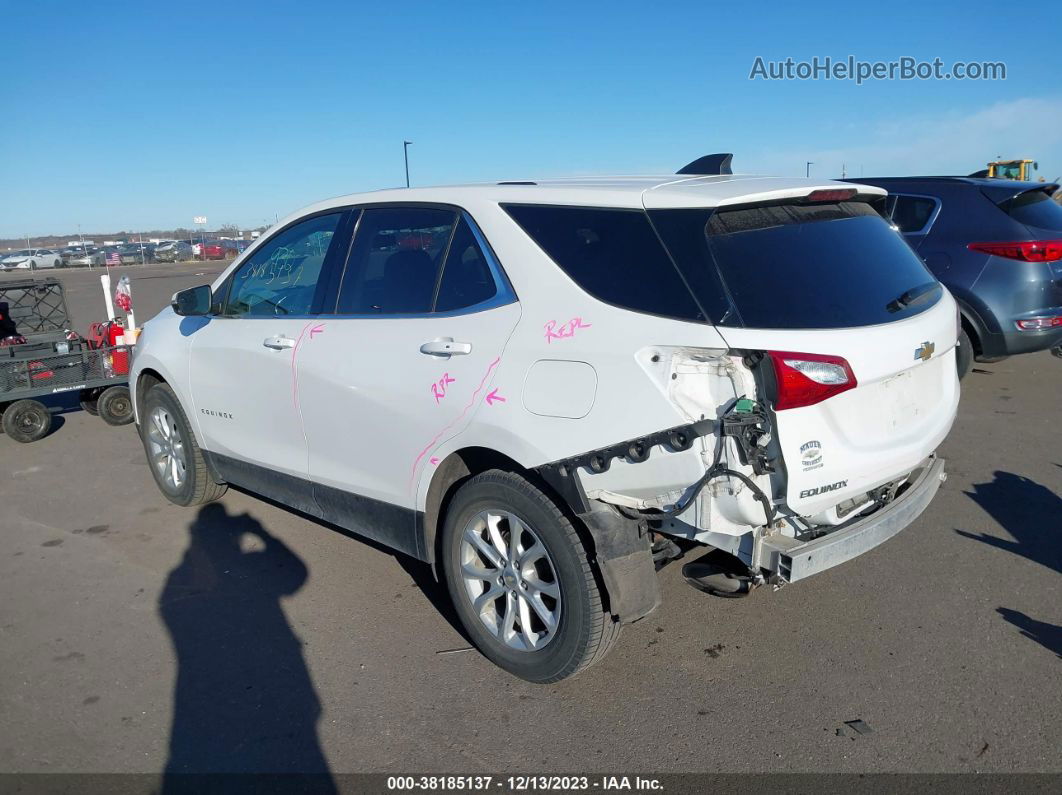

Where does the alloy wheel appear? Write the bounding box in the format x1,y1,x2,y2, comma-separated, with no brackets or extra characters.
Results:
147,407,187,491
459,510,562,651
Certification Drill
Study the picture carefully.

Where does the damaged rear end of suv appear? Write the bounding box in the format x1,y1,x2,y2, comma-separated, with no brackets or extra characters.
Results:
490,171,958,677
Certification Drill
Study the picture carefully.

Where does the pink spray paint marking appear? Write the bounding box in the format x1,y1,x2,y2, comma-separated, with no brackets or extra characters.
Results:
430,372,456,404
291,322,326,415
290,320,317,415
485,388,506,406
429,457,440,466
409,356,502,491
544,317,591,343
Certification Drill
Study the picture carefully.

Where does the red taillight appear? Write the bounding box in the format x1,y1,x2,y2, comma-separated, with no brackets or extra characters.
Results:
967,240,1062,262
805,188,857,202
767,351,857,410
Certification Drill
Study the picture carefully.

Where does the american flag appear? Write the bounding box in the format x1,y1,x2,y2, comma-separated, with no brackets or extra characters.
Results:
105,251,121,266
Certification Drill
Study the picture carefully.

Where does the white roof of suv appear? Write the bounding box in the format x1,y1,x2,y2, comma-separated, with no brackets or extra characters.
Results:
292,174,886,219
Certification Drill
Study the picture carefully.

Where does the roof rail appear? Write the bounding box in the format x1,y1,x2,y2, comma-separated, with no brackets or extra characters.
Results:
677,153,733,176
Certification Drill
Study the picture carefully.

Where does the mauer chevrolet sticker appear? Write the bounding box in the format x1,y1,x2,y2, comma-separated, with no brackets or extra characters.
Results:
800,440,823,471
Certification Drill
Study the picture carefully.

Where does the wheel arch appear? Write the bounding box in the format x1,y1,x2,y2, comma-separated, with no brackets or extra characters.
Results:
952,295,988,358
418,445,656,623
133,364,209,450
420,446,534,568
134,367,166,420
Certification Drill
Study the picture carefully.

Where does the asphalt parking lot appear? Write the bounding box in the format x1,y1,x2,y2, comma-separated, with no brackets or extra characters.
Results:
1,265,1060,776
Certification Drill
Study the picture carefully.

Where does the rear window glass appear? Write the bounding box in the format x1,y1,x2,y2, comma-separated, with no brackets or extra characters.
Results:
652,202,941,330
1003,189,1062,231
504,205,705,322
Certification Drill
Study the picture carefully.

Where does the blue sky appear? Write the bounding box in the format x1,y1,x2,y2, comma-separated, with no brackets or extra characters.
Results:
2,0,1060,237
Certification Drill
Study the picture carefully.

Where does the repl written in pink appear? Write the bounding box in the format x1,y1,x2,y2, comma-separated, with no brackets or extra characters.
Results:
544,317,591,343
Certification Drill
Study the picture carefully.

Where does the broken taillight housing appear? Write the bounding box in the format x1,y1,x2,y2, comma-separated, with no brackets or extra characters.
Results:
768,351,857,410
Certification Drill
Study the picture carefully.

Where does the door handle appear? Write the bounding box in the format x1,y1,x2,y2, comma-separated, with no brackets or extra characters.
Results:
420,338,472,357
263,335,296,350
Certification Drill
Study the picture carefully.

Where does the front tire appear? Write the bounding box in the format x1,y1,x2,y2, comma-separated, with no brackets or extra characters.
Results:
140,382,227,506
441,470,620,682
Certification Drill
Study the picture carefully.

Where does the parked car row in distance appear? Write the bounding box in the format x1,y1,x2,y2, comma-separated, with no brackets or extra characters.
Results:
1,239,249,270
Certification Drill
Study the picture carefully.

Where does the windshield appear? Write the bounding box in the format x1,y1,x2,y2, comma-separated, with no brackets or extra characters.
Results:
650,201,941,330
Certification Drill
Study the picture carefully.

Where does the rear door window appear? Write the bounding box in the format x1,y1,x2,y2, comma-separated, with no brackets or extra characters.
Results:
336,207,457,314
434,217,498,312
503,205,706,322
1002,189,1062,232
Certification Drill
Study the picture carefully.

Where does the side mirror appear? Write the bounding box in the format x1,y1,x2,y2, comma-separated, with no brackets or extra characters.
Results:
172,285,212,316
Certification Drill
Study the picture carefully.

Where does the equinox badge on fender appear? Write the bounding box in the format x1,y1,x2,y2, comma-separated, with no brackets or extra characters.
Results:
800,480,848,499
914,341,935,361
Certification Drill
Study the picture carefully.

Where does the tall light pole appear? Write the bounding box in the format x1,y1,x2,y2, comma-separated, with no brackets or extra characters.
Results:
805,161,814,178
79,224,90,269
403,140,412,187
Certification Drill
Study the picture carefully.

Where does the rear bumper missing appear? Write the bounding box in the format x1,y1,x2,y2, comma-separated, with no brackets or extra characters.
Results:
758,457,946,583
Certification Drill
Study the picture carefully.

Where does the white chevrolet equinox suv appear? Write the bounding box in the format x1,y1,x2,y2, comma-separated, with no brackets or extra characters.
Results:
132,163,959,682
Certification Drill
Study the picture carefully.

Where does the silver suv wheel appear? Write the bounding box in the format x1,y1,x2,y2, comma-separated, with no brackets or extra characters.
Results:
459,509,561,651
147,406,187,491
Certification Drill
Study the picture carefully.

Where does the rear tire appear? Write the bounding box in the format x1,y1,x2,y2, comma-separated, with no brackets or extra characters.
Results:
97,385,134,426
441,470,620,682
956,328,973,380
140,382,227,506
2,399,52,443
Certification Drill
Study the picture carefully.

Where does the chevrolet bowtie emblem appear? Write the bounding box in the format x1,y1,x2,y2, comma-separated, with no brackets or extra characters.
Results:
914,341,935,361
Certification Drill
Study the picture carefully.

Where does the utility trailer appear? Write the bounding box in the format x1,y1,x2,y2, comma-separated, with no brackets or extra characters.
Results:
0,278,133,443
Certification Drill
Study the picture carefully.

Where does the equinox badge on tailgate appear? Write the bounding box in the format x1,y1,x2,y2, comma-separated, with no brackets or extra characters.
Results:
800,480,848,499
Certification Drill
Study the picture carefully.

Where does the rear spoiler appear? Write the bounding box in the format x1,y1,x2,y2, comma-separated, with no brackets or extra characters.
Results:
677,153,733,176
980,182,1059,206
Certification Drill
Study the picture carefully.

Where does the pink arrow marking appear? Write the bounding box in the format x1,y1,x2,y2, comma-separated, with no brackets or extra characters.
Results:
309,323,325,339
485,388,506,406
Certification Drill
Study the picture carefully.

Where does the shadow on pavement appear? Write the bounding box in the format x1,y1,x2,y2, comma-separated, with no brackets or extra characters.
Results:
996,608,1062,659
229,484,471,644
956,470,1061,575
158,503,336,791
957,470,1062,661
